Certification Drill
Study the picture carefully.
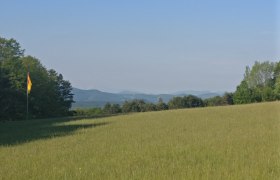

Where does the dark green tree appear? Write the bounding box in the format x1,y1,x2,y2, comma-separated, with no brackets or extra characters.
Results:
103,103,121,114
122,99,146,113
233,80,252,104
168,95,203,109
0,37,26,120
143,103,157,112
274,76,280,99
273,62,280,99
223,92,234,105
168,97,185,109
204,96,226,106
156,97,168,111
0,36,74,120
183,95,204,108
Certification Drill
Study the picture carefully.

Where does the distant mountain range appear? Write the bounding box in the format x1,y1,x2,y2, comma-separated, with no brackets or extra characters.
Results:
72,88,224,108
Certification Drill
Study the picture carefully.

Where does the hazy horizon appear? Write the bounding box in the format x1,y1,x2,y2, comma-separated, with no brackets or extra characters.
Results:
1,0,279,94
73,86,225,95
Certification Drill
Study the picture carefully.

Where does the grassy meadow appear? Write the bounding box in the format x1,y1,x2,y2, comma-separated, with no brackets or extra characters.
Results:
0,102,279,179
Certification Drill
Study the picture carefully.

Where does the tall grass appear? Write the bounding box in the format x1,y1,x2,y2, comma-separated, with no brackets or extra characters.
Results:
0,102,279,179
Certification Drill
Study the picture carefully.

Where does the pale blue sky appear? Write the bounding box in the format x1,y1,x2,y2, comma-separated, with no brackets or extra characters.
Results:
1,0,279,93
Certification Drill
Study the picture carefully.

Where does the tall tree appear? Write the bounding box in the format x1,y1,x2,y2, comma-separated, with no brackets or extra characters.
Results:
156,97,168,111
168,95,203,109
274,76,280,99
0,36,74,120
223,92,234,105
233,80,252,104
234,61,278,104
244,61,275,88
0,37,26,120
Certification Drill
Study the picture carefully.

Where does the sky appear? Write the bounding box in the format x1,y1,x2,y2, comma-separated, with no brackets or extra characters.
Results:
1,0,279,93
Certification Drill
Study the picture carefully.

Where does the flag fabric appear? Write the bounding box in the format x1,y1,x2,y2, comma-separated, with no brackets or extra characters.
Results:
27,72,32,94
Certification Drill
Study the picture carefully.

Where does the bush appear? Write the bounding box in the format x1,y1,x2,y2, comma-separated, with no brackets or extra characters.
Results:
74,108,103,117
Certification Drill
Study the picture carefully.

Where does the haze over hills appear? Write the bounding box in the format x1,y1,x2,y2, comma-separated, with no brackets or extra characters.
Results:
72,88,224,108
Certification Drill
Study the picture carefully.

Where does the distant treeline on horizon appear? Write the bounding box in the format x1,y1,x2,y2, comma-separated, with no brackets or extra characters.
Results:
75,60,280,116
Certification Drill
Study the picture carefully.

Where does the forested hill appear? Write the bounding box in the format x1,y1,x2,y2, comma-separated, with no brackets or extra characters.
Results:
72,88,222,108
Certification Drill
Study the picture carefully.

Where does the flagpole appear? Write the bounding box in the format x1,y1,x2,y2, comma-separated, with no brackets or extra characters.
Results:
26,71,29,120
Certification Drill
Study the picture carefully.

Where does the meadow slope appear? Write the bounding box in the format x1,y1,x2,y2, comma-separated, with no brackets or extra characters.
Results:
0,102,279,179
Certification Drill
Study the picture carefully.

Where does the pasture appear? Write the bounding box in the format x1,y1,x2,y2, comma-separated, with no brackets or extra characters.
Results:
0,102,279,179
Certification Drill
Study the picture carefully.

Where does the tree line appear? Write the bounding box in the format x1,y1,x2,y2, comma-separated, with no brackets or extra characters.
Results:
74,93,233,117
234,61,280,103
0,37,74,120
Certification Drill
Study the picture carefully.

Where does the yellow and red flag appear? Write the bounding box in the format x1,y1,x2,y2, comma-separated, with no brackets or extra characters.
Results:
27,72,32,94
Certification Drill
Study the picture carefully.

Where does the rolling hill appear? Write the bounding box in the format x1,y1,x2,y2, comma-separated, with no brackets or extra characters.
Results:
72,88,223,108
1,102,279,179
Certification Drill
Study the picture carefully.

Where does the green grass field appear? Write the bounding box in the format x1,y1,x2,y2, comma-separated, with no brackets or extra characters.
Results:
0,102,279,179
